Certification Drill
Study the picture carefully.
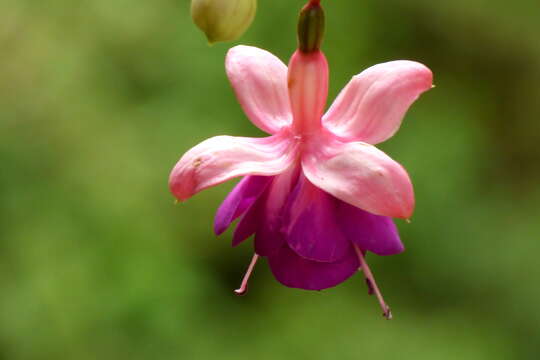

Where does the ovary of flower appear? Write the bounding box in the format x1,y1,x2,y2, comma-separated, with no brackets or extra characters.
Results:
169,45,432,302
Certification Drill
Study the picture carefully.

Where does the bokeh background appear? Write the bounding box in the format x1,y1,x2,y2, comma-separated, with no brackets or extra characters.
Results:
1,0,540,359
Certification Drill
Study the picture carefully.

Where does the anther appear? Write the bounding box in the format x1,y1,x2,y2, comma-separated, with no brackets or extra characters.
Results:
365,278,375,295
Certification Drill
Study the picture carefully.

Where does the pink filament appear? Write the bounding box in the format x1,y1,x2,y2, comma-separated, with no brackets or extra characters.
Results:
234,254,260,296
354,246,393,319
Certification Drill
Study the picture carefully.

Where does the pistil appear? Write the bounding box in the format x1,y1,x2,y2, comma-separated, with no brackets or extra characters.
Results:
354,245,393,319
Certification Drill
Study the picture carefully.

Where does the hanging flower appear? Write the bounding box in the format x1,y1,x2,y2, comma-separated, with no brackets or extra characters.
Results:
170,1,432,318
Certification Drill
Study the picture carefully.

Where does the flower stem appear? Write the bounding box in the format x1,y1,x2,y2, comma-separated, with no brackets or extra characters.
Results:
354,246,393,320
234,254,259,296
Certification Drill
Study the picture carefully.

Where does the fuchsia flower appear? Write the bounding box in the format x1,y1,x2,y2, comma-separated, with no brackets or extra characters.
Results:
170,1,432,318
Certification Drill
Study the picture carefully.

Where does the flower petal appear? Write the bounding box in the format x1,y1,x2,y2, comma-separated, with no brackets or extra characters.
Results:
338,201,404,256
226,45,292,134
232,198,264,247
253,166,300,256
169,132,297,201
268,243,359,291
214,175,272,235
302,135,414,218
323,61,433,144
232,165,300,251
282,175,349,262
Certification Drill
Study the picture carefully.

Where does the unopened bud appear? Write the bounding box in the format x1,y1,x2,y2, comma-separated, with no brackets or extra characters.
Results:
191,0,257,44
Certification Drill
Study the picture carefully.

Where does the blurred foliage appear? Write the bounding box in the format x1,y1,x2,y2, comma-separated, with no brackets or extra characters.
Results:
1,0,540,359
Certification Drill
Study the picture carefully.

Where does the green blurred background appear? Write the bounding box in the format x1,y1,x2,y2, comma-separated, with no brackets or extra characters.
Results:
1,0,540,359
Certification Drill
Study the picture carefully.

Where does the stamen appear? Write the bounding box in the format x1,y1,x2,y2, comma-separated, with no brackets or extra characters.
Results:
364,278,375,295
234,254,259,296
354,245,393,320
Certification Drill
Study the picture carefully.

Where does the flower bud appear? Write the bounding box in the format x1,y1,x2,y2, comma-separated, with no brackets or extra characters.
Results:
191,0,257,44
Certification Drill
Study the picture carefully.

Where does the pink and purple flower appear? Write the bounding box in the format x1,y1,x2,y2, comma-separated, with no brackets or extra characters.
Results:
170,1,432,318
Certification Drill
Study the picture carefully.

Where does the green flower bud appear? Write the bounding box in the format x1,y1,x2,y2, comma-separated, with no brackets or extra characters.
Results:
191,0,257,44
